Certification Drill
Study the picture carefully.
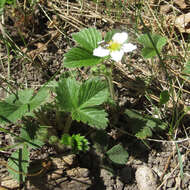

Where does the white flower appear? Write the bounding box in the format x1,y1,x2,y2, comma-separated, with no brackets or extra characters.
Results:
93,32,137,62
93,46,110,57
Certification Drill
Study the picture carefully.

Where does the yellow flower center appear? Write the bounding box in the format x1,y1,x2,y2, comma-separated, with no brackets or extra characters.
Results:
108,41,121,51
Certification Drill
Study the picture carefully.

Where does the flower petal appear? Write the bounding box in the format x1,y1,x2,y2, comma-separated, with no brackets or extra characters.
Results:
122,43,137,53
112,32,128,44
93,46,110,57
110,50,124,62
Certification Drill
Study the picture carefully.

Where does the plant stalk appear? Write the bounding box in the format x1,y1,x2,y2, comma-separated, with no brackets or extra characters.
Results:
106,61,116,101
64,114,72,134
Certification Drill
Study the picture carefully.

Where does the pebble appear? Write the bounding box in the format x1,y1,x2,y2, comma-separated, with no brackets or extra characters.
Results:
166,178,175,188
1,177,19,189
135,165,158,190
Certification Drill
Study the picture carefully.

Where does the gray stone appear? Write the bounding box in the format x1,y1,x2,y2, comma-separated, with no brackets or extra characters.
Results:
100,169,113,187
166,178,175,188
135,165,158,190
183,175,190,185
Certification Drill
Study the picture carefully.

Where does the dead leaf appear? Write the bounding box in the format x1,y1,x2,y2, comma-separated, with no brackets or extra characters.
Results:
174,0,187,9
175,13,190,33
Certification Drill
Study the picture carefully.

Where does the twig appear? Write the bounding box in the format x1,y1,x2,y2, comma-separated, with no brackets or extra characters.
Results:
146,137,190,144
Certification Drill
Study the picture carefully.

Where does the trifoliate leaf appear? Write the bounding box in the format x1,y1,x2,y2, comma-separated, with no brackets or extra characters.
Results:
124,109,167,139
29,87,49,110
72,107,108,129
56,77,80,112
6,89,34,104
0,89,33,124
56,78,109,129
106,144,128,165
138,33,167,58
72,28,102,52
8,145,29,182
64,47,102,68
0,88,49,125
78,78,109,108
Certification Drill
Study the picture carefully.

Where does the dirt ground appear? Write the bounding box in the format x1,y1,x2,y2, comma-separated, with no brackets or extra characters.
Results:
0,0,190,189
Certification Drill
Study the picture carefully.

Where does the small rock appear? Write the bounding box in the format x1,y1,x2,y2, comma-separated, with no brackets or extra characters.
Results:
183,174,190,185
60,178,91,190
135,165,158,190
1,177,19,189
100,169,113,187
48,169,63,180
66,167,89,178
62,154,75,166
166,178,175,188
52,154,75,169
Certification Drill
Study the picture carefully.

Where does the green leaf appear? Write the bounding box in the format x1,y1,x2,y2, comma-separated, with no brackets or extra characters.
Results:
135,126,153,139
20,123,45,149
60,134,89,153
73,78,109,129
0,89,33,124
175,143,184,179
160,90,170,105
0,0,6,9
6,0,15,5
182,60,190,80
0,88,49,125
60,134,72,146
56,78,109,129
104,29,120,42
106,144,128,165
72,107,108,129
8,145,29,182
64,47,102,68
124,109,167,139
6,89,34,104
56,77,80,112
138,33,167,58
78,78,109,108
141,47,157,58
29,87,49,110
72,28,102,52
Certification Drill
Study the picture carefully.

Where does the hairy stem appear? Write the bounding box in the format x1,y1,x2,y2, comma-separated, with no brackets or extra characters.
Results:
106,62,116,101
64,114,73,134
56,110,63,130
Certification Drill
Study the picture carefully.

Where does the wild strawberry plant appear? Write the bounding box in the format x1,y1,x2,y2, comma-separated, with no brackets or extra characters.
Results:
0,27,168,183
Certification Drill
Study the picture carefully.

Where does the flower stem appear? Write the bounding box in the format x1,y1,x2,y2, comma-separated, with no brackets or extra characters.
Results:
63,114,73,134
106,61,116,101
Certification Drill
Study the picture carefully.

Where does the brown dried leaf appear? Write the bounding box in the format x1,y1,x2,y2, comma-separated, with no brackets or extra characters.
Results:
175,13,190,33
174,0,187,9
